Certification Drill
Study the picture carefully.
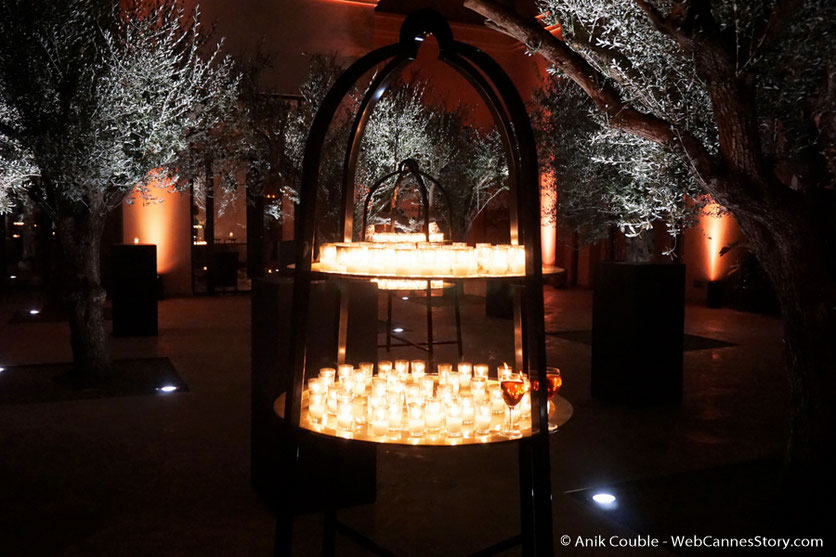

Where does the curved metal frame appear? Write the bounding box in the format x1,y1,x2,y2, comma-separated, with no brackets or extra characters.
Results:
360,159,455,242
287,9,553,556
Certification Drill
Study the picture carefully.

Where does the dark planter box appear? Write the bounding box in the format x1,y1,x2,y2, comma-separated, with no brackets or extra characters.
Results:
111,244,158,337
591,262,685,405
251,278,377,513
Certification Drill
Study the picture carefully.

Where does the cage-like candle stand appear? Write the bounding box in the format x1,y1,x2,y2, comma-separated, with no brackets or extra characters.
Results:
278,9,564,556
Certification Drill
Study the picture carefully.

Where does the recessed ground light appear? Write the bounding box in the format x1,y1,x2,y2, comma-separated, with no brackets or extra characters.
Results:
29,309,40,315
9,275,16,279
0,367,5,373
393,327,404,333
157,385,178,393
592,492,616,505
401,296,409,300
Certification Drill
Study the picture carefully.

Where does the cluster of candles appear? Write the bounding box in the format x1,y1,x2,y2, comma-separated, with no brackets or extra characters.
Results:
317,242,526,277
303,361,538,441
370,278,445,291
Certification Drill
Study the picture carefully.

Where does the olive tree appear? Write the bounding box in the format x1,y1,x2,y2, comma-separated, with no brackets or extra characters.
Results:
0,0,237,383
466,0,836,500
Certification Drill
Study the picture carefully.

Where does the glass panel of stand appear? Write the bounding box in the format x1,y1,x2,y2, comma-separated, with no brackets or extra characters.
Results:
301,361,563,446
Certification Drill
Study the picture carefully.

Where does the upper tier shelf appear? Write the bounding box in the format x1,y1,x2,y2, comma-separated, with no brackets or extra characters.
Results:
310,262,564,281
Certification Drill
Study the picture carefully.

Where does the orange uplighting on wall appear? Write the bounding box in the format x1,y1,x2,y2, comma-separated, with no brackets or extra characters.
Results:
540,171,557,267
701,202,733,281
122,172,192,295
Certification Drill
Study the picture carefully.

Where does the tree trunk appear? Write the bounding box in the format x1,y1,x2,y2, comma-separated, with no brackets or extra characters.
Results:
56,209,111,384
736,207,836,515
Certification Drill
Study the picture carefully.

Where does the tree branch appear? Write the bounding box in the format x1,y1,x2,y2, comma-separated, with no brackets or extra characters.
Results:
464,0,716,184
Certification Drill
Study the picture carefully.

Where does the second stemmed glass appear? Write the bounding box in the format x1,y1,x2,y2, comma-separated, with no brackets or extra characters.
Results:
500,373,526,438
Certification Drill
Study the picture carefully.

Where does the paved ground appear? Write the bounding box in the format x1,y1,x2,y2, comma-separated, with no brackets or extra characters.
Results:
0,284,800,556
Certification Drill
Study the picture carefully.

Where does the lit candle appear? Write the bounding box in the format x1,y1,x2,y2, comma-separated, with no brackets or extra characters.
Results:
448,371,460,395
498,363,513,381
446,400,463,437
394,359,409,382
411,360,426,381
378,360,393,377
337,394,353,430
308,377,326,395
133,237,140,245
457,363,472,389
438,384,454,404
406,383,422,404
489,385,504,414
358,362,374,378
461,395,475,425
473,364,489,379
510,245,525,274
394,359,409,375
319,367,336,387
337,364,354,382
475,400,492,435
371,406,387,436
437,363,452,385
353,396,367,424
326,389,338,415
308,393,325,421
371,377,387,398
387,395,403,432
408,402,425,438
471,377,487,399
420,375,435,398
426,399,443,432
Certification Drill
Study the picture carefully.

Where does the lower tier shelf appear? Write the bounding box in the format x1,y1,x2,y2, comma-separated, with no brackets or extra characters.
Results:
274,388,573,447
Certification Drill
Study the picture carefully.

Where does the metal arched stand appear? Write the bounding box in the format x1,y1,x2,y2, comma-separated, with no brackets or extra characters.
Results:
280,9,554,556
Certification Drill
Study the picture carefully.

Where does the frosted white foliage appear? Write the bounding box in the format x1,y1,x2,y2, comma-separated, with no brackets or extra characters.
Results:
534,0,836,241
0,0,238,215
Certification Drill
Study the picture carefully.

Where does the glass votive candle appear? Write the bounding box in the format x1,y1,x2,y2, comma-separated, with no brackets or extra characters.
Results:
337,394,354,430
457,362,472,388
437,363,453,384
470,377,487,399
371,377,387,398
475,400,492,435
489,385,505,414
446,400,463,437
438,384,454,404
498,364,513,381
411,360,426,381
426,399,443,432
394,359,409,375
420,375,435,398
319,367,336,386
358,362,374,378
371,406,387,437
406,383,422,404
308,392,325,421
353,396,367,424
386,396,403,432
448,371,461,394
377,360,393,377
338,364,354,382
461,395,475,424
521,391,531,419
308,377,327,395
407,402,425,437
352,376,367,397
473,364,489,379
326,388,338,415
